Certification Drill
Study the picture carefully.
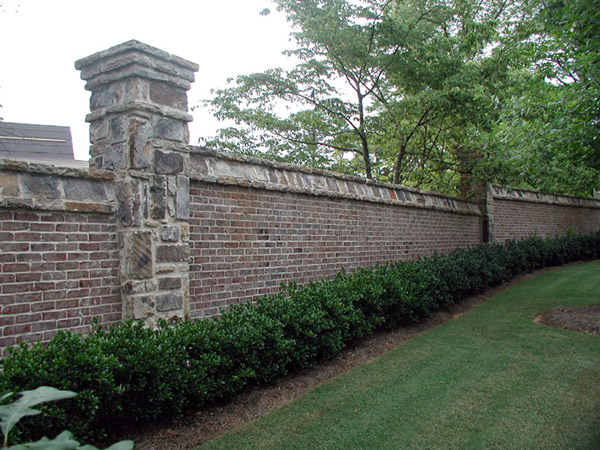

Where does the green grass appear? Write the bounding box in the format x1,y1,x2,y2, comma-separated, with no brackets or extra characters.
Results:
200,261,600,449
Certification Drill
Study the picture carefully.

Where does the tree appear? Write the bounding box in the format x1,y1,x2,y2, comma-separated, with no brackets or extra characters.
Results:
203,0,599,197
478,0,600,196
372,0,524,193
205,0,398,180
204,0,526,195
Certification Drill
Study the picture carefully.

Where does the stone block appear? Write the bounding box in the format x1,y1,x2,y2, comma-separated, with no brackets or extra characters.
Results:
161,225,180,242
89,119,109,143
0,173,19,197
21,174,60,199
190,155,210,175
150,175,166,220
110,115,128,144
150,82,188,110
124,77,150,104
156,291,183,312
156,244,189,262
176,176,190,220
117,179,142,227
101,143,127,170
6,197,34,208
152,117,187,142
122,280,147,295
129,119,153,169
122,230,153,279
180,223,190,242
155,150,184,174
63,178,107,201
326,177,339,192
167,176,177,196
90,84,119,110
158,277,182,290
130,295,155,320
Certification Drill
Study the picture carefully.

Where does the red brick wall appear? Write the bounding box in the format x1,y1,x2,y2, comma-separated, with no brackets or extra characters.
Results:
0,209,121,354
189,182,482,318
491,199,600,242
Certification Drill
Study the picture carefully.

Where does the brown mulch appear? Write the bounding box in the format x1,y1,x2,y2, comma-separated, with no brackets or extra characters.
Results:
536,305,600,335
118,265,597,450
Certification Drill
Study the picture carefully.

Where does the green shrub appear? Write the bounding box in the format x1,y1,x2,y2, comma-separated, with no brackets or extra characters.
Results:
91,321,191,426
0,231,598,443
0,331,120,442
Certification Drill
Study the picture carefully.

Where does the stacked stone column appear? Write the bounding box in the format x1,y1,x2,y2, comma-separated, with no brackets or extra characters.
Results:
76,40,199,325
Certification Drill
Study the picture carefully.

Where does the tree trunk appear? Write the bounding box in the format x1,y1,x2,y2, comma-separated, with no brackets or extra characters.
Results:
393,142,407,185
360,132,373,179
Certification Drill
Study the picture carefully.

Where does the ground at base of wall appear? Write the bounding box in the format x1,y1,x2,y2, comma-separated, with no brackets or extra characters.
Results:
115,263,595,450
535,305,600,335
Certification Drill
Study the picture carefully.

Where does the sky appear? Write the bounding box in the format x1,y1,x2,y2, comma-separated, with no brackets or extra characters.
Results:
0,0,295,160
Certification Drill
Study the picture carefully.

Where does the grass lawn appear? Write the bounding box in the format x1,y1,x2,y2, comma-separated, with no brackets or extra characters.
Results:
200,261,600,449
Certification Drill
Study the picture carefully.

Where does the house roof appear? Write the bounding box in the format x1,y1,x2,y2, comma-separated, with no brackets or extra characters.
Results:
0,121,77,163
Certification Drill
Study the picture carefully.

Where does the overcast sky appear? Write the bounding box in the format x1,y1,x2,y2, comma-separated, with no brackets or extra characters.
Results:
0,0,295,160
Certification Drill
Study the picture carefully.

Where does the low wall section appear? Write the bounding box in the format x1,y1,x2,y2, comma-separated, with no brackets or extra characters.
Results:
187,150,482,318
0,160,120,351
488,185,600,242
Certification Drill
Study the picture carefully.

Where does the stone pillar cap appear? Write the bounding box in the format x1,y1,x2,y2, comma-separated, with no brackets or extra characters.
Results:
75,40,199,91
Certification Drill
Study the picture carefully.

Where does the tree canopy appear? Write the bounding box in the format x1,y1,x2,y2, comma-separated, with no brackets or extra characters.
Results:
202,0,600,197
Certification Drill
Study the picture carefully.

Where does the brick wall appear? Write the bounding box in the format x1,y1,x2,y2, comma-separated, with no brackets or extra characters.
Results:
2,153,599,351
188,149,483,318
1,40,598,355
488,185,600,242
0,160,120,354
0,209,120,354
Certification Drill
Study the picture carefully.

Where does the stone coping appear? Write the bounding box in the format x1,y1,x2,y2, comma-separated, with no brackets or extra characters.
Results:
189,147,483,216
75,39,199,89
0,196,115,214
0,159,114,180
489,184,600,209
0,159,115,214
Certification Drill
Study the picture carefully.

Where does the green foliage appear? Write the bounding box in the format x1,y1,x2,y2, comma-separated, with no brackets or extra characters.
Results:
0,331,121,442
203,0,599,197
1,232,599,443
202,261,600,450
8,431,132,450
204,0,522,192
0,387,132,450
0,387,75,447
477,0,600,196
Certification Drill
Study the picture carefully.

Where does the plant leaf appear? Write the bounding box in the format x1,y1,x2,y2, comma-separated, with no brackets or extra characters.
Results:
0,387,76,444
9,430,80,449
80,441,135,450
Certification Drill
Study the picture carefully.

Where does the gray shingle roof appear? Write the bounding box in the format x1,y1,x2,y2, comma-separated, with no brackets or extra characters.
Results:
0,122,75,162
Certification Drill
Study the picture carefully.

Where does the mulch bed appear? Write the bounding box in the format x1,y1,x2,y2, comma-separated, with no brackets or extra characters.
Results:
536,305,600,335
115,265,598,449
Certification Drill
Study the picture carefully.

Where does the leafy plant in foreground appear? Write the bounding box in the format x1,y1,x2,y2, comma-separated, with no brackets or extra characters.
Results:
0,386,132,449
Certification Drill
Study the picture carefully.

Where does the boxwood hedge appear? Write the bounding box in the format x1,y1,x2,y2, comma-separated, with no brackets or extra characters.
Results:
1,232,599,443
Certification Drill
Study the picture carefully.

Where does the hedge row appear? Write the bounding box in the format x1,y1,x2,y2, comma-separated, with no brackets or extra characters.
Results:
2,232,599,443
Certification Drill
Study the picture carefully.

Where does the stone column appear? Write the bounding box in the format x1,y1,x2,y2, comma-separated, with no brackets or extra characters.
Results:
75,40,199,325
